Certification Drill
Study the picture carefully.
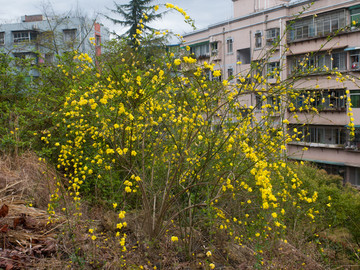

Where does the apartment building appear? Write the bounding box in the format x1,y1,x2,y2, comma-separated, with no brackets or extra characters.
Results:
183,0,360,185
0,14,109,77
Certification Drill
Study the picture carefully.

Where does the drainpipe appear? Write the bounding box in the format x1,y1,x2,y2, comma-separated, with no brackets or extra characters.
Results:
250,30,253,108
223,27,226,80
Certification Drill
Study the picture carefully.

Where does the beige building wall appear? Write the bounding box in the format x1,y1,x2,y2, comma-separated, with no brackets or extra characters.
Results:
183,0,360,185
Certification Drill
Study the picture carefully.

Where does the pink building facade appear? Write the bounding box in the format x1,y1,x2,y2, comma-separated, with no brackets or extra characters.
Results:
183,0,360,185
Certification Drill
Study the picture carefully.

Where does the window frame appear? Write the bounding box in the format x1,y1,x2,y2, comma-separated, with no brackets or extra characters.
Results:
266,28,280,46
211,42,218,56
289,125,346,145
350,6,360,27
351,90,360,108
227,67,234,80
226,38,233,54
13,31,38,43
289,51,347,74
267,61,280,79
288,9,346,42
0,32,4,45
291,89,346,111
254,32,262,49
63,29,77,44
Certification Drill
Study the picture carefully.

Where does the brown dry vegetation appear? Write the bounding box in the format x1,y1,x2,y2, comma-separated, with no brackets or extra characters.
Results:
0,153,358,269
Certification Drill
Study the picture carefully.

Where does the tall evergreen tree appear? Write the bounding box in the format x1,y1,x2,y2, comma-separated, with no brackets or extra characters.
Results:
106,0,163,45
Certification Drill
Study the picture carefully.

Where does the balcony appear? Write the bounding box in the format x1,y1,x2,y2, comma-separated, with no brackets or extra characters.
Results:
287,9,346,43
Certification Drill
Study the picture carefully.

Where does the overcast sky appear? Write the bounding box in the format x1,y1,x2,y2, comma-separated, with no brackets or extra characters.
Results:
0,0,233,41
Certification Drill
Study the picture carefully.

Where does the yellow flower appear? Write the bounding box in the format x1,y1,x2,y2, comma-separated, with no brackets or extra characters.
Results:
119,211,126,219
154,5,159,11
213,70,221,77
206,251,212,257
271,212,277,218
171,236,178,242
91,235,96,240
165,3,174,9
174,59,181,66
209,263,215,269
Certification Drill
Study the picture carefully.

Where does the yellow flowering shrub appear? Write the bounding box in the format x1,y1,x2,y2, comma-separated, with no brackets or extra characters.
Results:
40,4,360,266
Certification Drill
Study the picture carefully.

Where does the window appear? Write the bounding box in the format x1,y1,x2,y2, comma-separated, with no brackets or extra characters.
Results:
63,29,77,43
289,125,346,145
237,48,251,64
350,50,360,70
350,6,360,27
13,31,38,43
267,62,280,79
351,90,360,108
45,53,54,64
255,93,263,110
0,32,4,45
288,9,346,42
227,68,233,79
226,38,233,53
332,52,346,70
212,70,222,82
349,167,360,186
267,95,281,112
255,32,262,48
211,42,218,56
289,51,346,74
291,89,346,111
266,28,280,46
190,42,210,59
347,128,360,151
95,35,101,46
13,52,38,65
252,61,263,77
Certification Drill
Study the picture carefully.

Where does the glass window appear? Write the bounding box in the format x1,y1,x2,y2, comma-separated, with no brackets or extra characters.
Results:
350,6,360,26
351,90,360,108
349,167,360,186
255,93,263,110
267,95,281,112
267,62,280,79
227,38,233,53
63,29,77,43
95,35,101,46
332,52,346,70
227,68,233,80
0,32,4,45
255,32,262,48
13,31,37,43
288,9,346,42
190,43,210,58
211,42,218,56
266,28,280,45
290,125,346,145
350,50,360,70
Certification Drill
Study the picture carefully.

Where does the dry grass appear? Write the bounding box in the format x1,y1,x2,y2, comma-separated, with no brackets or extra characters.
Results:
0,152,357,269
0,152,66,269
